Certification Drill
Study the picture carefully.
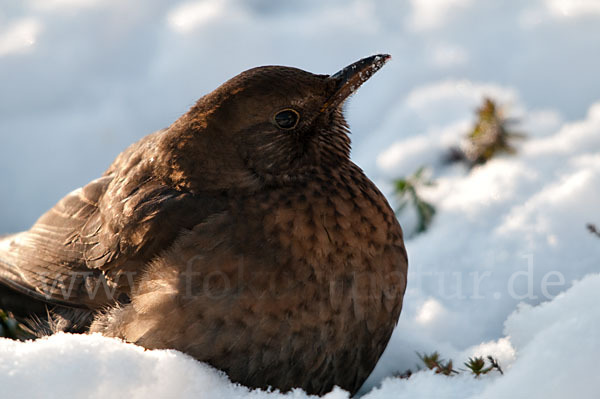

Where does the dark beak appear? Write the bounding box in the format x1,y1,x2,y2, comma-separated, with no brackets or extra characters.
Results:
321,54,391,112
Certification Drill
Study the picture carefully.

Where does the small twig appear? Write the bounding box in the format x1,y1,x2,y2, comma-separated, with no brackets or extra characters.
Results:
487,356,503,375
587,224,600,238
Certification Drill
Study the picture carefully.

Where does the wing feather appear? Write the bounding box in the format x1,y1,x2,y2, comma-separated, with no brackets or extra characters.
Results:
0,130,227,309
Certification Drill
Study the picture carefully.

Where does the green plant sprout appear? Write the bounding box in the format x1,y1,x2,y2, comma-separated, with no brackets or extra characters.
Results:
418,351,459,376
398,352,503,380
393,166,436,236
464,355,504,377
448,98,525,167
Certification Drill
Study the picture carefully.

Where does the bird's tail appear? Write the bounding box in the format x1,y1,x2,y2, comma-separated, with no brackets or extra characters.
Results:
0,234,92,338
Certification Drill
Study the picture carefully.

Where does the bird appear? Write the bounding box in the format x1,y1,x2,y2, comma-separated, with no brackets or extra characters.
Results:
0,55,408,396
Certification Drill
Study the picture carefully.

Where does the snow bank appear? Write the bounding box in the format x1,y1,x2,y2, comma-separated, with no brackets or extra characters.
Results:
2,272,598,398
0,333,327,399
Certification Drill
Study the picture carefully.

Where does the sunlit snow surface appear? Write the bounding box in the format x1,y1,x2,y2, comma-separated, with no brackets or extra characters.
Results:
1,0,599,397
2,274,598,398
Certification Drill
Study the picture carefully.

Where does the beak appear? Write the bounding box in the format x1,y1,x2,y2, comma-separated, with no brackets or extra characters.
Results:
321,54,391,113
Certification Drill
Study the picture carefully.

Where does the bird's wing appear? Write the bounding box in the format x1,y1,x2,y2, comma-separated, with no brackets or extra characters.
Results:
0,176,115,308
0,172,224,309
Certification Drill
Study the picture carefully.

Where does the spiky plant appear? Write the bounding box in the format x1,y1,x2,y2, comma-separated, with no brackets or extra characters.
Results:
398,352,503,380
464,356,503,377
393,166,436,236
417,351,458,376
448,98,525,167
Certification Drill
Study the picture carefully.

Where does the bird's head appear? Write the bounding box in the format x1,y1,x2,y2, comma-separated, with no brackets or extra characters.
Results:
163,55,390,191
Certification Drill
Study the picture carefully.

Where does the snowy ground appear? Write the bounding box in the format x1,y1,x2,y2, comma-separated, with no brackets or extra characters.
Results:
2,273,599,398
1,1,599,398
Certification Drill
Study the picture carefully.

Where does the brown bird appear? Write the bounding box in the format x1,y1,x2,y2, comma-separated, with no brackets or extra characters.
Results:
0,55,407,395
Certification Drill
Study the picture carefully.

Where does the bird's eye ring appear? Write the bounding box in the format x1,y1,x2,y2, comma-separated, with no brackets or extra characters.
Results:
273,109,300,130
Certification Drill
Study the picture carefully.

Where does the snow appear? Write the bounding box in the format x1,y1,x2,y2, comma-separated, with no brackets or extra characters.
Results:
545,0,600,18
1,1,599,398
2,274,598,398
0,18,41,56
370,271,600,399
407,0,474,31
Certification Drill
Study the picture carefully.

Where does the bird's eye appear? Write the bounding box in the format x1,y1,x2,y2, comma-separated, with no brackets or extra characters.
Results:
273,109,300,130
